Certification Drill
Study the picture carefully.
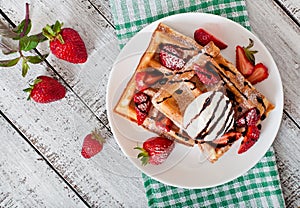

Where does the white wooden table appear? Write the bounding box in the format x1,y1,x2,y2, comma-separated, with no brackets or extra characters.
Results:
0,0,299,207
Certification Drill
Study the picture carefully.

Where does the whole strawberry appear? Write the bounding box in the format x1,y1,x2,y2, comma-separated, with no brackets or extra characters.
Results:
134,137,175,165
81,130,105,159
24,76,66,103
43,21,87,63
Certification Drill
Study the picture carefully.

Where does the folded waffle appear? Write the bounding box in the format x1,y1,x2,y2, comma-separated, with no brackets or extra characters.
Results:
114,23,203,147
152,41,274,162
114,23,274,162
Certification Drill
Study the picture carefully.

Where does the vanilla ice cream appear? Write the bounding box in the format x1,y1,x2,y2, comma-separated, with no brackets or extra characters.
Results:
183,91,234,141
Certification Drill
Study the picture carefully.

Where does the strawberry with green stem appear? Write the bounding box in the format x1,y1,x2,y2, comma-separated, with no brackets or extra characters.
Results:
236,39,257,77
236,39,269,84
0,3,48,77
42,21,88,64
134,137,175,165
23,76,66,103
81,130,106,159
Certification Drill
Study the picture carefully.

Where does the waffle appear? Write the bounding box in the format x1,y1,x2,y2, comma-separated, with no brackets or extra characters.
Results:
114,23,274,162
114,23,202,147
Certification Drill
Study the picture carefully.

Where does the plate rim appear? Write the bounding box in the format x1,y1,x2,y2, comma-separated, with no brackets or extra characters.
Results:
106,12,284,189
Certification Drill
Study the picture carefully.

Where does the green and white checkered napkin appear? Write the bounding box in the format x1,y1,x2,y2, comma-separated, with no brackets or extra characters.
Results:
109,0,285,207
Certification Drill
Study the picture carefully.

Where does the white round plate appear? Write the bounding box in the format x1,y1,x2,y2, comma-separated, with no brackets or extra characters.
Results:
106,13,283,189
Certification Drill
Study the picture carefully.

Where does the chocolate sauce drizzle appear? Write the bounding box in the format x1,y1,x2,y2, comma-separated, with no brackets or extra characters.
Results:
195,93,224,140
175,89,183,94
256,96,266,110
159,78,168,85
206,62,248,100
219,64,236,76
159,43,195,52
156,95,172,104
185,91,216,129
175,132,191,141
224,116,234,133
209,62,268,114
211,100,233,137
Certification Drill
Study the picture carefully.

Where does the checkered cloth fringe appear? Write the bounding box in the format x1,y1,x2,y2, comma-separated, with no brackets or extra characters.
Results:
109,0,285,207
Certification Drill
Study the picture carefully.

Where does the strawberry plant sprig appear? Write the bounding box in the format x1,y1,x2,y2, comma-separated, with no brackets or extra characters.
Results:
0,3,48,77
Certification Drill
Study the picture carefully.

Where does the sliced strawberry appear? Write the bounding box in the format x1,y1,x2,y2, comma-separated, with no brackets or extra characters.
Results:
236,45,254,76
161,44,183,57
133,92,151,125
246,125,260,140
238,125,260,154
247,63,269,85
159,44,185,70
194,64,220,85
194,28,227,49
155,112,173,132
133,91,148,103
242,39,258,65
135,72,147,91
135,108,148,126
135,70,164,91
236,107,261,127
213,131,242,145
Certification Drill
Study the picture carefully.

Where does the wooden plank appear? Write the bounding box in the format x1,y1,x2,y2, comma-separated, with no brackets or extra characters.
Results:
89,0,114,27
0,0,120,127
0,60,146,207
245,1,300,207
273,114,300,207
0,1,147,206
275,0,300,24
247,0,300,125
2,0,299,125
0,114,88,207
0,0,299,207
0,63,147,206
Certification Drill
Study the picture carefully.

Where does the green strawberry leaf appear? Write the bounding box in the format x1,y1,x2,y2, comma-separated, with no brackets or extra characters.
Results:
23,87,32,93
19,35,41,51
23,86,33,100
23,78,42,100
22,59,30,77
42,21,64,42
245,38,255,49
26,54,49,64
42,25,56,39
134,146,149,166
0,20,18,38
0,57,20,67
52,21,63,34
243,39,258,65
12,19,32,39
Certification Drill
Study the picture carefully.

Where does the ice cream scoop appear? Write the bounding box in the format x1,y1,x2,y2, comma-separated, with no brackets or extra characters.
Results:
183,91,234,141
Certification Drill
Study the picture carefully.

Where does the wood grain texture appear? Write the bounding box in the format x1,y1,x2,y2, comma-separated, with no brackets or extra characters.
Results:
0,0,299,207
0,114,87,208
247,1,300,207
0,1,147,206
88,0,114,27
246,0,300,125
0,0,120,127
273,114,300,207
277,0,300,24
0,63,147,207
